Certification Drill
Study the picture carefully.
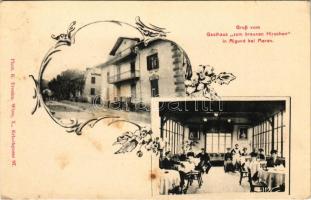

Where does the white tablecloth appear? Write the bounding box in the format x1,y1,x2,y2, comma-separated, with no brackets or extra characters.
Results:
158,169,181,195
258,168,286,191
178,161,196,173
191,157,201,166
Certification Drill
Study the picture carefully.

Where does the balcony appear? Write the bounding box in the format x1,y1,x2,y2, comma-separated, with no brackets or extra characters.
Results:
109,48,137,65
108,70,140,84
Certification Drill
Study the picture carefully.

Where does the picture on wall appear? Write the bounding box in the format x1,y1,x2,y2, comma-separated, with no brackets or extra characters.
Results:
238,127,248,140
189,127,200,140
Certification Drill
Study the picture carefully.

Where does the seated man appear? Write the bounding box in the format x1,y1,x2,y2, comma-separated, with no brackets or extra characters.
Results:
224,148,234,172
266,149,283,167
196,148,212,174
258,148,265,160
186,151,195,158
160,151,180,170
179,153,187,162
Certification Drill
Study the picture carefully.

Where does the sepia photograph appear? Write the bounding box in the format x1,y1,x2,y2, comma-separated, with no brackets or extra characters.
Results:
0,1,309,199
151,98,290,195
42,31,191,125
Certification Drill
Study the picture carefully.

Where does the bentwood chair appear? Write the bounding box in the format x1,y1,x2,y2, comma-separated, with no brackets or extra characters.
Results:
183,170,203,194
248,168,268,192
271,183,285,192
239,163,248,185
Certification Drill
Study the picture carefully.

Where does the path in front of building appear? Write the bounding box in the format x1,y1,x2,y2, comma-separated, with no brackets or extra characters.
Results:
187,166,250,194
92,107,151,125
46,100,151,125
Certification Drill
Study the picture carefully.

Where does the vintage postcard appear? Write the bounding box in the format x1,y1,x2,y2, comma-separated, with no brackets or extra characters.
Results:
0,1,310,199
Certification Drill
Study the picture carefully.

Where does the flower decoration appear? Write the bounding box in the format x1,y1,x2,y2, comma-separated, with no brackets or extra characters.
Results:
185,65,236,99
112,125,162,157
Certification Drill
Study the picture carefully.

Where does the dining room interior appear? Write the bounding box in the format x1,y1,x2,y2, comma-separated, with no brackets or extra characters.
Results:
152,99,289,195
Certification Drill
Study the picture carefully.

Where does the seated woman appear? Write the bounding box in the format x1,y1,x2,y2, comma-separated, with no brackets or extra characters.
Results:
160,151,180,170
240,147,248,166
241,147,248,156
266,149,283,167
178,153,196,191
224,148,234,172
246,152,260,182
258,148,265,160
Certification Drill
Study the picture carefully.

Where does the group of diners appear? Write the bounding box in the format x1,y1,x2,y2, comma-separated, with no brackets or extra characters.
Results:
159,148,212,194
224,144,286,192
224,144,285,173
157,144,286,194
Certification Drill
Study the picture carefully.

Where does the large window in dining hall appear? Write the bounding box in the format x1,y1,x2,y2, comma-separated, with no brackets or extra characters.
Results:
253,121,273,156
206,133,232,153
160,119,184,154
252,111,285,157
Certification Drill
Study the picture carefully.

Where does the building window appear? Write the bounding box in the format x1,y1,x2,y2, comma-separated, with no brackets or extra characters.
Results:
116,85,121,98
90,88,95,95
117,65,121,80
252,111,285,157
131,83,136,99
273,112,285,157
161,119,184,154
150,79,159,97
206,133,232,153
253,121,272,156
131,61,135,72
91,77,96,84
147,53,159,71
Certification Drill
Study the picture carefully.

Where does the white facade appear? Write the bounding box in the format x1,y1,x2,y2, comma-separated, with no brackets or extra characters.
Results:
82,67,102,103
96,37,189,110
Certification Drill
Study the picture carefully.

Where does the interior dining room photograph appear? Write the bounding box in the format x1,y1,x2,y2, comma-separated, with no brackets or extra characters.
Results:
150,97,290,195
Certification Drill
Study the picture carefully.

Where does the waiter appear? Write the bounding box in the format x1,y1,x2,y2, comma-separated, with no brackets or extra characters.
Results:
231,144,241,171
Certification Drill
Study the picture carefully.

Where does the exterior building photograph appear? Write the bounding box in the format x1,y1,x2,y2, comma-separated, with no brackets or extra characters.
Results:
42,37,191,123
85,37,191,111
151,98,290,195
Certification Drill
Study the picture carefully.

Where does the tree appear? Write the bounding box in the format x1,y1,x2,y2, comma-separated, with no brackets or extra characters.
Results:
47,69,85,101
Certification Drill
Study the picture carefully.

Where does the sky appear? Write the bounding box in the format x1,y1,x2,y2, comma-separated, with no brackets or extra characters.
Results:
43,22,142,81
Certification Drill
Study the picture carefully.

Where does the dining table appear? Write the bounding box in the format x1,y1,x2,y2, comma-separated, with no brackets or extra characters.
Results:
157,169,181,195
258,167,286,191
240,156,251,164
259,160,267,169
177,161,196,173
191,157,201,166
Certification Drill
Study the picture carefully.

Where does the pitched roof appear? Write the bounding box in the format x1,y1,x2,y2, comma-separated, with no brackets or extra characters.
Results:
109,37,141,56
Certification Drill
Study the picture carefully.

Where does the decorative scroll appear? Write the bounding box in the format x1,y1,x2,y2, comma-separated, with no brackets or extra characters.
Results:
135,16,169,45
51,21,76,47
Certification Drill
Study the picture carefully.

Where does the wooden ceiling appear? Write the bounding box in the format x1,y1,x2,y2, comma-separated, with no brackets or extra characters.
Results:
159,100,286,126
